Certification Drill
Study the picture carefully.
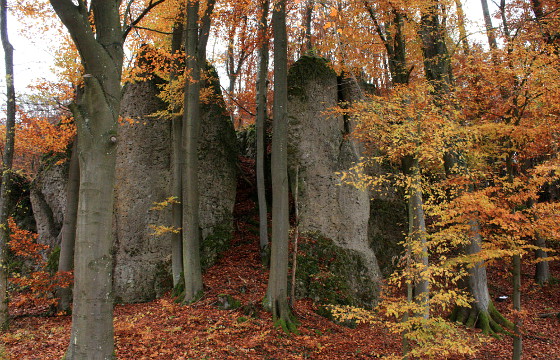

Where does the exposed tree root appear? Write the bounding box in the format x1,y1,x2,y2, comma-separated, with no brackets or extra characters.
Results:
264,296,299,334
451,301,513,336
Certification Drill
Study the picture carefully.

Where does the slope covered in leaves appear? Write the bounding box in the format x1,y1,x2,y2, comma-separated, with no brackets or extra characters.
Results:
2,157,559,359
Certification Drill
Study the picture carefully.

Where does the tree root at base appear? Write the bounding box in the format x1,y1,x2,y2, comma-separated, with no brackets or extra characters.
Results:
451,301,514,336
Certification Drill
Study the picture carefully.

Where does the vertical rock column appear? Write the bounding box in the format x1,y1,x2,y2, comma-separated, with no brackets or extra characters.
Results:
287,56,381,306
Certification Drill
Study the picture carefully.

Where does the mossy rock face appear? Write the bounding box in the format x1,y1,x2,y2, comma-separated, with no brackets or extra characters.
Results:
197,64,238,271
288,56,337,101
295,232,377,307
216,294,241,310
201,224,233,270
368,198,406,276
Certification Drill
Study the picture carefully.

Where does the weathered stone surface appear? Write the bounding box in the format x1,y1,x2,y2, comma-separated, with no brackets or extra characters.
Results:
198,67,238,269
338,74,406,276
30,73,237,303
30,162,67,249
113,69,237,302
287,56,381,306
113,78,173,303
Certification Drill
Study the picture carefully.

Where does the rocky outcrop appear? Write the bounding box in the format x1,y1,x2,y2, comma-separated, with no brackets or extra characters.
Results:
198,68,238,269
338,73,406,277
30,71,237,303
113,78,173,303
287,56,381,306
113,69,237,302
30,162,67,250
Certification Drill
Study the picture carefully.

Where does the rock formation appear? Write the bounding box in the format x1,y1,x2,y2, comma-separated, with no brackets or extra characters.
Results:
287,56,381,306
31,70,237,303
30,162,67,250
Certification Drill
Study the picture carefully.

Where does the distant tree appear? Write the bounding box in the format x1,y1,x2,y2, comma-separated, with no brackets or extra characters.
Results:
56,136,79,314
256,0,270,260
0,0,16,330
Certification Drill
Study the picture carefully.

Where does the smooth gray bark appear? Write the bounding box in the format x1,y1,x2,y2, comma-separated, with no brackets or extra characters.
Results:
265,0,296,331
455,0,470,54
403,156,429,319
0,0,16,330
56,137,79,313
512,254,522,360
170,18,184,288
534,233,550,284
182,0,215,303
451,220,512,335
182,0,204,303
256,0,270,259
49,1,164,357
301,0,313,53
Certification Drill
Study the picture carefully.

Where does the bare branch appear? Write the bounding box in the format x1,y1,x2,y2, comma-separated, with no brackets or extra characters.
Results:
123,0,167,40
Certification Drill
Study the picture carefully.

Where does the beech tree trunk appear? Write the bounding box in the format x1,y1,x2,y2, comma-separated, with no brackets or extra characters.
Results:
513,254,522,360
0,0,16,330
364,3,409,86
454,0,470,54
402,156,429,318
301,0,313,54
48,0,165,357
170,17,184,288
451,221,513,334
265,0,297,332
534,233,550,284
419,2,452,96
56,137,79,313
256,0,270,260
182,0,215,303
182,0,204,303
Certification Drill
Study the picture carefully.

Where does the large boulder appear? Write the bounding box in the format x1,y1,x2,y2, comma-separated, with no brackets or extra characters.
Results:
30,70,237,303
113,68,237,302
287,56,381,306
197,67,238,269
30,161,67,249
338,73,406,276
113,78,173,303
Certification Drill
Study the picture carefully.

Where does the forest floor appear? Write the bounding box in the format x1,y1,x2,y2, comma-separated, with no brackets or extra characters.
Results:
2,158,560,359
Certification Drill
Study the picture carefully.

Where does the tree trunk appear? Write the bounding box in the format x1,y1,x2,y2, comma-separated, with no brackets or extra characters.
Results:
512,254,522,360
364,4,409,86
530,0,559,52
534,233,550,284
0,0,16,330
265,0,297,332
170,17,184,289
301,0,313,54
454,0,470,54
49,0,164,357
65,76,120,359
56,137,79,314
451,221,514,334
256,0,270,261
481,0,498,50
180,0,216,303
402,156,429,318
182,0,204,303
419,2,452,95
